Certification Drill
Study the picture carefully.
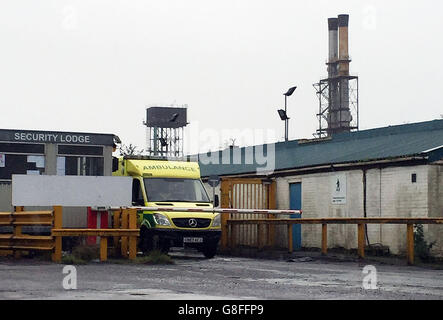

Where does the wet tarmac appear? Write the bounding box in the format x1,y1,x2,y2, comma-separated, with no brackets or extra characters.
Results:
0,249,442,299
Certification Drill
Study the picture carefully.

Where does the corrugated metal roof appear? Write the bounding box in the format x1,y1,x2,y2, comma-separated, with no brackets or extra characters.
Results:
196,119,443,177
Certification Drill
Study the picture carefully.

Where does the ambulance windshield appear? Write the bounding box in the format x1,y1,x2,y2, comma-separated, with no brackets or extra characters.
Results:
144,178,210,203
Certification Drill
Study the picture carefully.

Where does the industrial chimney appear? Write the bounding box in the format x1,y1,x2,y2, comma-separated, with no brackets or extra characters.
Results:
314,14,358,138
328,18,338,67
338,14,350,76
327,18,339,133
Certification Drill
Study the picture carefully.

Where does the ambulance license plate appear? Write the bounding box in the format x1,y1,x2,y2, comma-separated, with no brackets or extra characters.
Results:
183,237,203,243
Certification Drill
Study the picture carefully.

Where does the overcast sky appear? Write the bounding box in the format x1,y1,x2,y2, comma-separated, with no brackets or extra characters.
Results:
1,1,442,154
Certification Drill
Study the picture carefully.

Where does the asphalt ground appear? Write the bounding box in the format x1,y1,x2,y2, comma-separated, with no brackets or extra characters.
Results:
0,248,442,300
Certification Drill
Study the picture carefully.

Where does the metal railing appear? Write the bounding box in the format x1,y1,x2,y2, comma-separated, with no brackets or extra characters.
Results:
0,207,54,258
227,217,443,265
0,206,139,262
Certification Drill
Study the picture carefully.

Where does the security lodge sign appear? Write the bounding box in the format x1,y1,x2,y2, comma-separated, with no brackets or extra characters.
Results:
13,132,91,144
0,129,115,146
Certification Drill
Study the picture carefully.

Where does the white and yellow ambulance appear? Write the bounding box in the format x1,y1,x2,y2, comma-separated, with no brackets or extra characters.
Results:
112,156,221,258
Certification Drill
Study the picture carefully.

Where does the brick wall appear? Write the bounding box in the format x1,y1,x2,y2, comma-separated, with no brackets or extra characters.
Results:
274,164,443,257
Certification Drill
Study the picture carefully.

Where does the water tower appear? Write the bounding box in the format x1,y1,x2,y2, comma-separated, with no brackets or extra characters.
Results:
144,106,188,158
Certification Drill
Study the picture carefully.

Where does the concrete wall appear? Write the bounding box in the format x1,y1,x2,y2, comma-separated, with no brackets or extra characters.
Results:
428,165,443,256
374,166,428,255
0,182,12,212
275,170,364,250
274,164,443,257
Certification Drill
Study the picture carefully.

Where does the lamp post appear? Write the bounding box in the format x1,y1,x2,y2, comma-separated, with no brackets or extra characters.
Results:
278,86,297,142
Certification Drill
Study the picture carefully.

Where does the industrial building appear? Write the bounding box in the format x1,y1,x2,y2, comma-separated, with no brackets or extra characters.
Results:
198,119,443,257
193,14,443,257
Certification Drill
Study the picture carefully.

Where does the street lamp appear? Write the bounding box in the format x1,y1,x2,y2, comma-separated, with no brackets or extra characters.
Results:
278,86,297,141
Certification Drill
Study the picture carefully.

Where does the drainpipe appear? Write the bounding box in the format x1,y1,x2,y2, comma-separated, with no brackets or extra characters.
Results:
363,169,370,246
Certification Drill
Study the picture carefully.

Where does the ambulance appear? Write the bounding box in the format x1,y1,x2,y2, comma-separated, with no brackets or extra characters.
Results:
112,156,221,258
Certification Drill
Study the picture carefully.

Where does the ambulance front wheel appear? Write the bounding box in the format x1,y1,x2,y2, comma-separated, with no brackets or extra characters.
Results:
138,227,152,254
139,228,170,255
202,243,218,259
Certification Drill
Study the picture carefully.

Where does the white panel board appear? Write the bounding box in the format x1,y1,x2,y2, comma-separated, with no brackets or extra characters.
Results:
12,175,132,207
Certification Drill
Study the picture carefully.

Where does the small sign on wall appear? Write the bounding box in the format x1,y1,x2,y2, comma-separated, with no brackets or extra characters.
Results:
331,174,346,204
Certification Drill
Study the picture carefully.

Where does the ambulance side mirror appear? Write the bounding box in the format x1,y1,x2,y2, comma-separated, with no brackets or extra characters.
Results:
213,195,219,208
112,157,119,172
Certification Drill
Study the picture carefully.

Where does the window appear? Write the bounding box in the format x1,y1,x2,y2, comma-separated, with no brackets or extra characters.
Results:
143,178,210,202
57,144,104,176
411,173,417,183
132,179,145,206
0,143,45,180
58,145,103,156
57,156,104,176
0,142,44,154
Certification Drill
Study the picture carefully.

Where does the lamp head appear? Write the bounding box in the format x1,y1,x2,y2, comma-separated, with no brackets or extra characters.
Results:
283,86,297,97
277,109,289,120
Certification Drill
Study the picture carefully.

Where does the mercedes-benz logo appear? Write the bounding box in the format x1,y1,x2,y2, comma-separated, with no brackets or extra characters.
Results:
188,218,198,227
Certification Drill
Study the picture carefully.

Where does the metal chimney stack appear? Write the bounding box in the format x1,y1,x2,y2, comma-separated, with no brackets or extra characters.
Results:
327,18,339,133
336,14,352,132
338,14,350,76
328,18,338,74
313,14,359,138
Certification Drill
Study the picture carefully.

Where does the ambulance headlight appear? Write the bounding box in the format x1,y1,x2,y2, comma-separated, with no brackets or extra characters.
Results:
212,214,221,227
153,213,171,226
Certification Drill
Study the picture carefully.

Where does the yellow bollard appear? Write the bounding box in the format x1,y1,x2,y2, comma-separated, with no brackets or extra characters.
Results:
128,208,137,260
52,206,63,263
220,212,229,251
287,224,293,253
113,209,121,256
357,224,365,259
321,224,328,255
407,224,414,265
100,237,108,262
121,209,129,258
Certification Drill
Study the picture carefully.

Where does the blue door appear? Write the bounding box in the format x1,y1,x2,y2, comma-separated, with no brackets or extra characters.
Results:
289,183,302,250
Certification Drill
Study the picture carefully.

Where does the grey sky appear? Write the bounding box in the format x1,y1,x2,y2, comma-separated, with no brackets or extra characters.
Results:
1,1,442,154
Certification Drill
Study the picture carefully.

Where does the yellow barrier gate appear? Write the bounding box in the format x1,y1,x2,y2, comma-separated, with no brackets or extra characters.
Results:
0,207,54,258
0,206,139,263
220,178,277,250
51,207,139,262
